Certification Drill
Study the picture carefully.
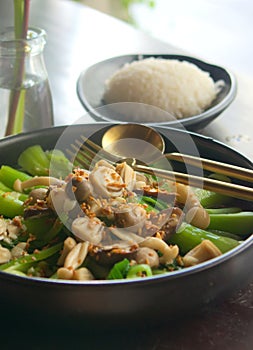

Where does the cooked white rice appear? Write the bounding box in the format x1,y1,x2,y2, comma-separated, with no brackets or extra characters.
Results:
103,57,222,119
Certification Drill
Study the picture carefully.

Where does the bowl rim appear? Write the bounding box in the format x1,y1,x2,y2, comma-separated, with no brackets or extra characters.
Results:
0,123,252,287
76,53,237,128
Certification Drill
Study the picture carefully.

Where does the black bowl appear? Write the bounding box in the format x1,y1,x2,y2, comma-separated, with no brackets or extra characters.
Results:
76,54,237,131
0,123,252,328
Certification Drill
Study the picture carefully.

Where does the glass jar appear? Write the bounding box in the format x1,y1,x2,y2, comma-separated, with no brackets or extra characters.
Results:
0,27,54,137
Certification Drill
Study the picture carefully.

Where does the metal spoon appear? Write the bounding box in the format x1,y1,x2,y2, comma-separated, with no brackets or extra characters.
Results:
99,123,253,201
101,123,165,163
101,123,253,184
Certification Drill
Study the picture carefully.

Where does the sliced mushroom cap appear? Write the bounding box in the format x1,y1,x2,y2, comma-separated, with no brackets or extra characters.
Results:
175,183,210,229
116,162,136,191
29,188,48,204
13,176,64,192
65,176,93,203
89,165,125,198
46,186,76,214
183,239,222,267
144,207,184,240
159,207,185,240
135,247,159,268
23,202,51,219
88,243,138,266
71,216,104,245
114,203,147,233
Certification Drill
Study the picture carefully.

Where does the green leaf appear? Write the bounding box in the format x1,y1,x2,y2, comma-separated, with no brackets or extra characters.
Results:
107,259,130,280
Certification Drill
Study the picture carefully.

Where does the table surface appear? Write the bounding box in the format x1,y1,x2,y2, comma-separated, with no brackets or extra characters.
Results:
0,0,253,349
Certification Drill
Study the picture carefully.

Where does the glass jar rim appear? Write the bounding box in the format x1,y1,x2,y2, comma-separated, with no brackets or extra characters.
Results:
0,27,47,56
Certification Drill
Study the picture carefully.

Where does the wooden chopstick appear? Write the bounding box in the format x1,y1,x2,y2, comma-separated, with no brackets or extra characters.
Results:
134,164,253,202
166,153,253,183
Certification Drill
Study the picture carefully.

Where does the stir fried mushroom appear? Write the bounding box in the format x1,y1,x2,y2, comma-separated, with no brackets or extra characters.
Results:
116,162,136,191
140,237,179,265
29,188,48,204
141,185,176,205
65,173,93,203
109,227,145,244
71,216,104,245
135,247,159,268
94,159,115,169
185,206,210,229
88,243,138,266
13,176,63,192
183,239,222,267
89,164,125,198
175,183,210,229
148,207,184,240
47,186,76,214
114,203,147,232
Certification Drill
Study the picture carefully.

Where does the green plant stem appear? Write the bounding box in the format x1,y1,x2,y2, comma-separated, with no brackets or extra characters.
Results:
0,242,62,272
5,0,30,136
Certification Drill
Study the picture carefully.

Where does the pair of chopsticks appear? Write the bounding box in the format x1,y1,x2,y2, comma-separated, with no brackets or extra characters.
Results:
69,136,253,202
134,153,253,202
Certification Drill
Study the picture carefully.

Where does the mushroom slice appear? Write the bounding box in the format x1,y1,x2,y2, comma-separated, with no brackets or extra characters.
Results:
29,188,48,204
65,175,93,203
135,247,159,268
13,176,64,192
109,227,144,245
183,239,222,267
116,162,136,191
46,186,76,214
71,216,104,245
175,183,210,229
94,159,115,170
114,203,147,233
89,165,125,198
88,243,138,266
149,207,184,241
140,237,179,265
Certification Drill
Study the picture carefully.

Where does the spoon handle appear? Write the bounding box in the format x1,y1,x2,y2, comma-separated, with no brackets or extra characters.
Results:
134,164,253,202
165,153,253,183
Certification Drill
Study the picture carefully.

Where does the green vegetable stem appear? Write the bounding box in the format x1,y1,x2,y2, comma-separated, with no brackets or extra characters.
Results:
126,264,152,278
45,149,72,178
206,207,242,214
0,190,24,217
24,217,64,249
168,224,239,255
107,258,130,280
208,212,253,236
0,165,31,189
18,145,50,176
18,145,72,178
0,182,28,202
194,188,232,208
0,242,63,273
